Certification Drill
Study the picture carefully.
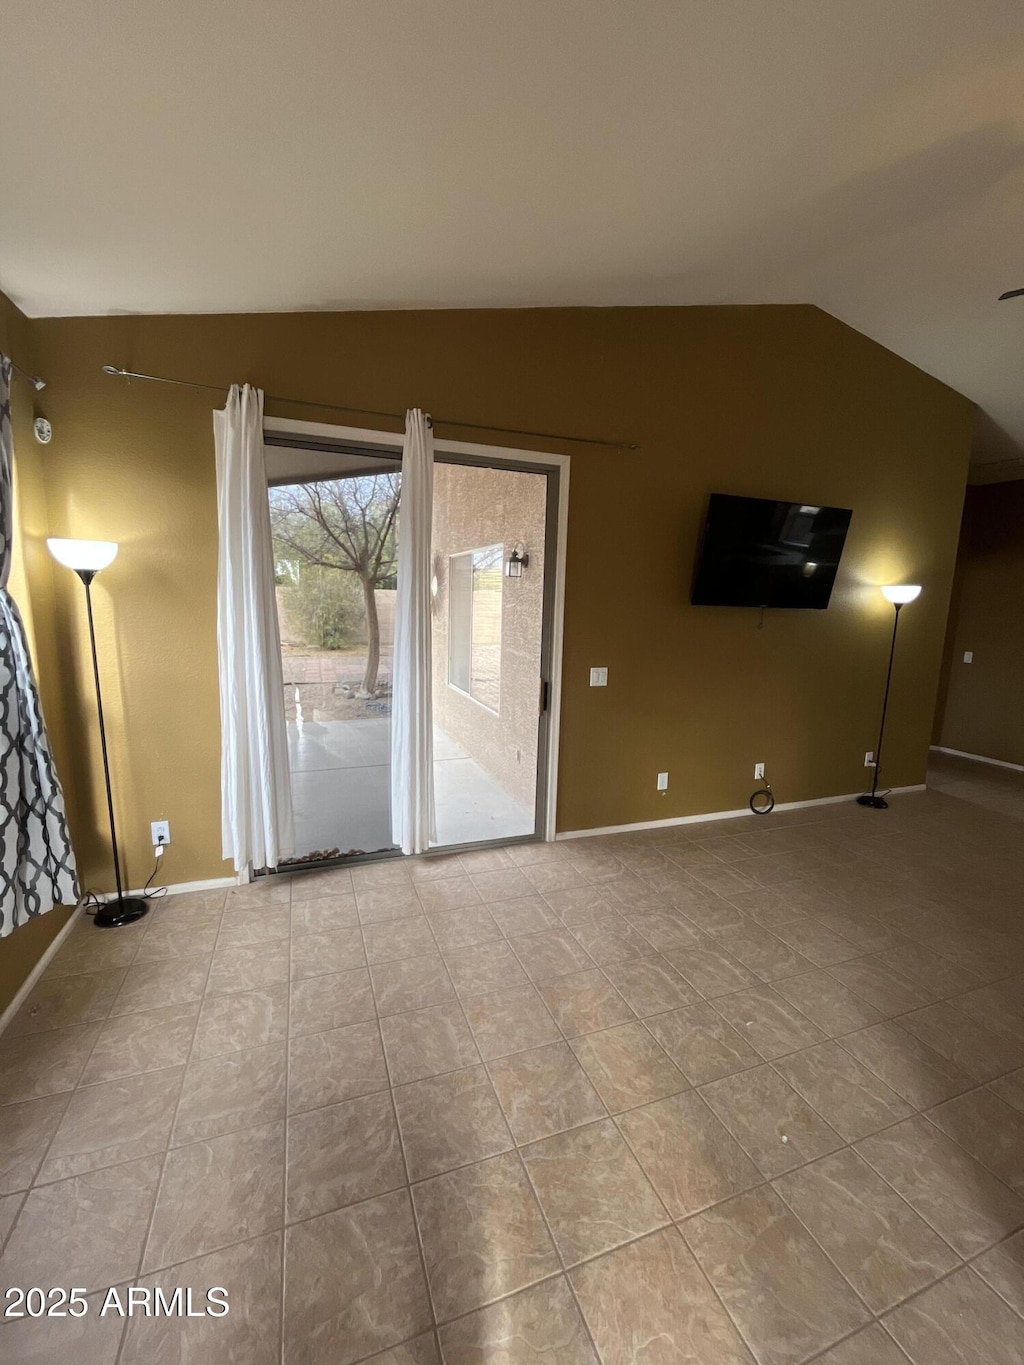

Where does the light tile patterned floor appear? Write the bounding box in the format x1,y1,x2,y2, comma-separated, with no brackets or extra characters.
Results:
1,760,1023,1363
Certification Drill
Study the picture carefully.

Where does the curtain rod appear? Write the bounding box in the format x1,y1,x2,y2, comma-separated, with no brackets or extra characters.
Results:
1,354,47,390
100,365,637,451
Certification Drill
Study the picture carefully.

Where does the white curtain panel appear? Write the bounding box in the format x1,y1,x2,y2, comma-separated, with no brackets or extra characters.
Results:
390,408,436,854
214,385,294,872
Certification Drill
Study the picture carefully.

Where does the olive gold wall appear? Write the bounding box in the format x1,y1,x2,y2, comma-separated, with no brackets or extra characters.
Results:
24,305,973,897
1,290,76,1017
934,480,1024,766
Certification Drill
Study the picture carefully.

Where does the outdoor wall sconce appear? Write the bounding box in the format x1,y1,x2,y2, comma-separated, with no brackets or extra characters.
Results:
506,544,529,578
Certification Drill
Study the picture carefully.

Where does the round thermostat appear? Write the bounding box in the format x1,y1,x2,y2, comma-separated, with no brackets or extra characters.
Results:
33,417,52,444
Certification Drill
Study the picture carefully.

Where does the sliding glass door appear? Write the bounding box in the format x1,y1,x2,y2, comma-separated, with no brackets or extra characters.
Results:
265,434,558,864
430,459,550,847
268,453,400,862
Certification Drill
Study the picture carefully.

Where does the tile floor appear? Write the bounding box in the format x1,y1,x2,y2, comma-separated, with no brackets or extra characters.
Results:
1,762,1024,1363
928,747,1024,823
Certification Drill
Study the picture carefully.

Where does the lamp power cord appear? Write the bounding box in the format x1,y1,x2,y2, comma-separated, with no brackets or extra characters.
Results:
81,842,168,917
749,774,775,816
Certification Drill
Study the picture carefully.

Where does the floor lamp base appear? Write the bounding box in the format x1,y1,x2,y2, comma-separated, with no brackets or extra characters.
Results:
856,794,889,810
94,896,150,928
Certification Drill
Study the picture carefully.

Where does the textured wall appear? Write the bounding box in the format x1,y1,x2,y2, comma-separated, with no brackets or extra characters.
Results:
934,481,1024,766
0,291,76,1016
432,462,547,810
22,304,973,890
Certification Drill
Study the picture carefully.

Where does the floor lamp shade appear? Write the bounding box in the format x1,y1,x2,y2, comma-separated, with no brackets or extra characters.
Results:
46,538,118,575
857,584,922,810
47,536,148,927
880,584,922,605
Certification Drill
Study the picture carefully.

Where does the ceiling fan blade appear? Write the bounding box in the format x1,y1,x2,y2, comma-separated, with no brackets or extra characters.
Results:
998,288,1024,300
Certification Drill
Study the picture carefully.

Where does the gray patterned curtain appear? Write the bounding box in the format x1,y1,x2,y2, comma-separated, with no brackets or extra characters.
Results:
0,355,77,936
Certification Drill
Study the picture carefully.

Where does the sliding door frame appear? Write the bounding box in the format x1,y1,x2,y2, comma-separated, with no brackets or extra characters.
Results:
263,415,569,844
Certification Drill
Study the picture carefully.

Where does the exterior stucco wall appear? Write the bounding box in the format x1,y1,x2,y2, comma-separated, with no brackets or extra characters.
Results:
431,462,547,812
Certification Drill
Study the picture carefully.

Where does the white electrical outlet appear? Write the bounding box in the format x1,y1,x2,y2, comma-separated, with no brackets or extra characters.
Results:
864,751,875,767
754,763,765,781
589,667,608,687
963,650,974,663
657,772,669,792
151,820,171,846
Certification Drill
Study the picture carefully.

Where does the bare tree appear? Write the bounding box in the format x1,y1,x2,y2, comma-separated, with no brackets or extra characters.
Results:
270,474,400,694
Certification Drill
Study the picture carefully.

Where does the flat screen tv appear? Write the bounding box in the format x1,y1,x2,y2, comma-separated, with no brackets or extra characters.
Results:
691,493,853,609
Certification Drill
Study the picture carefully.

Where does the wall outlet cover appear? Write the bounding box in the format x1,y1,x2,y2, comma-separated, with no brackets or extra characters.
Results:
589,667,609,687
864,752,875,767
754,763,765,781
963,650,973,663
657,771,669,791
151,820,171,846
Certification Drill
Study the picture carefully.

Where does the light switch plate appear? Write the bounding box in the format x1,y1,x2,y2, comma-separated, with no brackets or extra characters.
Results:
963,650,973,663
589,667,608,687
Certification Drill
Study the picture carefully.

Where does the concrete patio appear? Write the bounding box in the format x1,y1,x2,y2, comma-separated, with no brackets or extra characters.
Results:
286,716,535,857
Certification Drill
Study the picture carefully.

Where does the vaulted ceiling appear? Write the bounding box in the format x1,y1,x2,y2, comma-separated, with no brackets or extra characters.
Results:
2,1,1023,473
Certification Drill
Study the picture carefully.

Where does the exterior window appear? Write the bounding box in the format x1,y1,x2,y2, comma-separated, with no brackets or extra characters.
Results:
448,544,502,712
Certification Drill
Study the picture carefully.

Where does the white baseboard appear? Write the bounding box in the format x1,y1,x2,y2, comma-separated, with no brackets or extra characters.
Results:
94,875,241,902
0,902,83,1038
556,785,928,841
0,874,242,1039
930,745,1024,774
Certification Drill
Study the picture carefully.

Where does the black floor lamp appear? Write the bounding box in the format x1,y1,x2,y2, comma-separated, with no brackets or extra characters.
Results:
48,537,150,928
857,583,922,810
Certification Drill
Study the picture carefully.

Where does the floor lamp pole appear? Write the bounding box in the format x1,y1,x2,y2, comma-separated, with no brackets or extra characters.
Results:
77,569,149,928
858,600,904,811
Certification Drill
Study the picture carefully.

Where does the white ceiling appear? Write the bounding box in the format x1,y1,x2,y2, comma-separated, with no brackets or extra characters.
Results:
2,1,1024,468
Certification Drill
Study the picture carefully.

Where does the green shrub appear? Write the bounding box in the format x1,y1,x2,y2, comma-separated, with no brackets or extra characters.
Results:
280,564,366,650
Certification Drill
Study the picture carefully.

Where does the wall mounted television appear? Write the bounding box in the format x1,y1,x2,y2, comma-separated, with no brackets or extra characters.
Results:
691,493,853,609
